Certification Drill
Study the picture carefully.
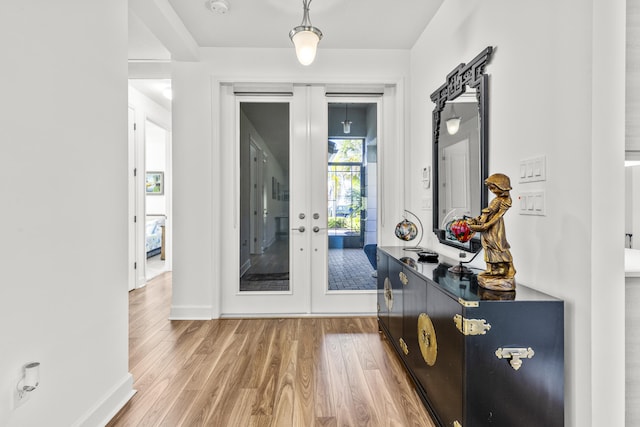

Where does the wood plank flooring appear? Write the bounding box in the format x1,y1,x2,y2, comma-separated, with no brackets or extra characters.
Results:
108,272,436,427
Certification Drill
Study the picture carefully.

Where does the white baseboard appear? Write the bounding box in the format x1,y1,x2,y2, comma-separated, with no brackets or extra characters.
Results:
221,312,377,318
169,305,213,320
72,373,136,427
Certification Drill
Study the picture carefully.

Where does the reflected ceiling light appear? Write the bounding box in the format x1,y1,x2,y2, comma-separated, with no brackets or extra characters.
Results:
446,103,461,135
289,0,323,66
342,104,352,134
162,87,173,100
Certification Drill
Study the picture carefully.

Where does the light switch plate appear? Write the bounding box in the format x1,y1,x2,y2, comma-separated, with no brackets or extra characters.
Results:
518,190,546,216
519,156,546,183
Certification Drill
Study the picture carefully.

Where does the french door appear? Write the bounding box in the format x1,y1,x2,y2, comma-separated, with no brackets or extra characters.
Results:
219,84,381,316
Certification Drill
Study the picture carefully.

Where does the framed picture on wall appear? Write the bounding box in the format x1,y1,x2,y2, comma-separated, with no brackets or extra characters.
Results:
272,177,276,199
146,171,164,195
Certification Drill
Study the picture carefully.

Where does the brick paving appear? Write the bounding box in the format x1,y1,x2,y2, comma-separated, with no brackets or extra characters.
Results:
328,248,377,291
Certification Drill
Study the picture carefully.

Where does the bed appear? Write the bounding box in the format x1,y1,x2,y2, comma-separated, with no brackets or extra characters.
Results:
146,217,164,258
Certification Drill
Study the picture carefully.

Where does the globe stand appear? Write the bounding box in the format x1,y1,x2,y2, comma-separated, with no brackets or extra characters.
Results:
448,262,474,275
448,250,481,275
397,210,424,251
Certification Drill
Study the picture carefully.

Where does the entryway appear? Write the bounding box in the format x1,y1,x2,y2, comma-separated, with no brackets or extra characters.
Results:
219,83,392,316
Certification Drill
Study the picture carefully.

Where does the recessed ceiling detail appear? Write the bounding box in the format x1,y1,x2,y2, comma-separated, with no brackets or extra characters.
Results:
205,0,229,15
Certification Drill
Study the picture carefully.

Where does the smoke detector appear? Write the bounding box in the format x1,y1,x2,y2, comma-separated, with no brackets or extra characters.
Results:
206,0,229,14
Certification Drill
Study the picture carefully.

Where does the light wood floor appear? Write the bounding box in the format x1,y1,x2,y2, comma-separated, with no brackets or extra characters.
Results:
108,272,436,427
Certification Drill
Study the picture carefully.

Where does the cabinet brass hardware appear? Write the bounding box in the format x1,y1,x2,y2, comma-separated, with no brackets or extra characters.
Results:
384,278,393,310
495,347,535,371
417,313,437,366
399,271,409,285
458,298,479,308
399,338,409,355
454,314,491,336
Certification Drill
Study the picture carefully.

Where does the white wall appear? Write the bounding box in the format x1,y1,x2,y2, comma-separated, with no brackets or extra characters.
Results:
409,0,625,426
0,1,132,426
170,48,409,318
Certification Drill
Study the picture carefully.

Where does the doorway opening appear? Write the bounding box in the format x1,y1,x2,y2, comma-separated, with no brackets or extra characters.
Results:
128,79,173,290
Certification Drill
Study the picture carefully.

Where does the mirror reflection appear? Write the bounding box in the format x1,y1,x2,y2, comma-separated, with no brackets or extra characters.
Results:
437,93,481,247
431,47,493,252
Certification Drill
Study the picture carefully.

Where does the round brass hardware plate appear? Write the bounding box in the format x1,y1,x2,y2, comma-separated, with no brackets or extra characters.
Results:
384,277,393,310
418,313,437,366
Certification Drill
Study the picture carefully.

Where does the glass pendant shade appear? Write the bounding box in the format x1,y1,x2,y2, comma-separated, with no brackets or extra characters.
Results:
291,29,321,66
289,0,322,66
342,120,352,134
446,117,461,135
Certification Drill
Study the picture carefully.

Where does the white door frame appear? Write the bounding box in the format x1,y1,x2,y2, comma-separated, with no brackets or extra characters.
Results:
128,106,137,291
217,81,404,317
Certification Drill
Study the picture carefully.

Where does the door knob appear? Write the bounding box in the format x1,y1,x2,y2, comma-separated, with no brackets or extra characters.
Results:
313,226,326,233
292,226,305,232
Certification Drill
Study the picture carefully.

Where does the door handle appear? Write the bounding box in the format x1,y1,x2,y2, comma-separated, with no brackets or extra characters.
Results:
292,226,305,233
313,226,327,233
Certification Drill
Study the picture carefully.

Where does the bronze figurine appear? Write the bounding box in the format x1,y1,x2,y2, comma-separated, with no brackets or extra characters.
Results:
467,173,516,291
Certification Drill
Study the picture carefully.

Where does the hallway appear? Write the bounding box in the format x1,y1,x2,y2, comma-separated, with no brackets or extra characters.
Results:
108,272,434,426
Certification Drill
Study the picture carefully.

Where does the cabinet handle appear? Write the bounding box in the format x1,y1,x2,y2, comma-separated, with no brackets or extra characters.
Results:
418,313,437,366
454,314,491,336
399,271,408,285
399,338,409,355
384,278,393,310
495,347,535,371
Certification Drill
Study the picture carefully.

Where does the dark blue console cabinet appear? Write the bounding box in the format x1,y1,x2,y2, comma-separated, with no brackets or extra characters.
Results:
376,247,564,427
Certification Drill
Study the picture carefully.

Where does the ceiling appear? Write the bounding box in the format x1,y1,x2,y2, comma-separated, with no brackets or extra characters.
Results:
128,0,443,154
167,0,441,50
129,0,444,60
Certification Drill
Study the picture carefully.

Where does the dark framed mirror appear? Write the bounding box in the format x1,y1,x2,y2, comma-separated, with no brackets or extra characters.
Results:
431,47,493,252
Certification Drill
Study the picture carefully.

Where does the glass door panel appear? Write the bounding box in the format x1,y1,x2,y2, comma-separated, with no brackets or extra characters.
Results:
239,102,290,292
326,104,378,292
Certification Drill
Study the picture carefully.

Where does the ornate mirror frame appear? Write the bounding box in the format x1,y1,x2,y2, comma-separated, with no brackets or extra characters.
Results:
431,47,494,252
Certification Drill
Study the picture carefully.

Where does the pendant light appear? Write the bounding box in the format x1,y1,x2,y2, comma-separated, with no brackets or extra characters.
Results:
342,104,352,134
446,103,461,135
289,0,323,66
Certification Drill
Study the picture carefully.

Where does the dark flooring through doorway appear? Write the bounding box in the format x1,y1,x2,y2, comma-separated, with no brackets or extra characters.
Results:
239,242,376,292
